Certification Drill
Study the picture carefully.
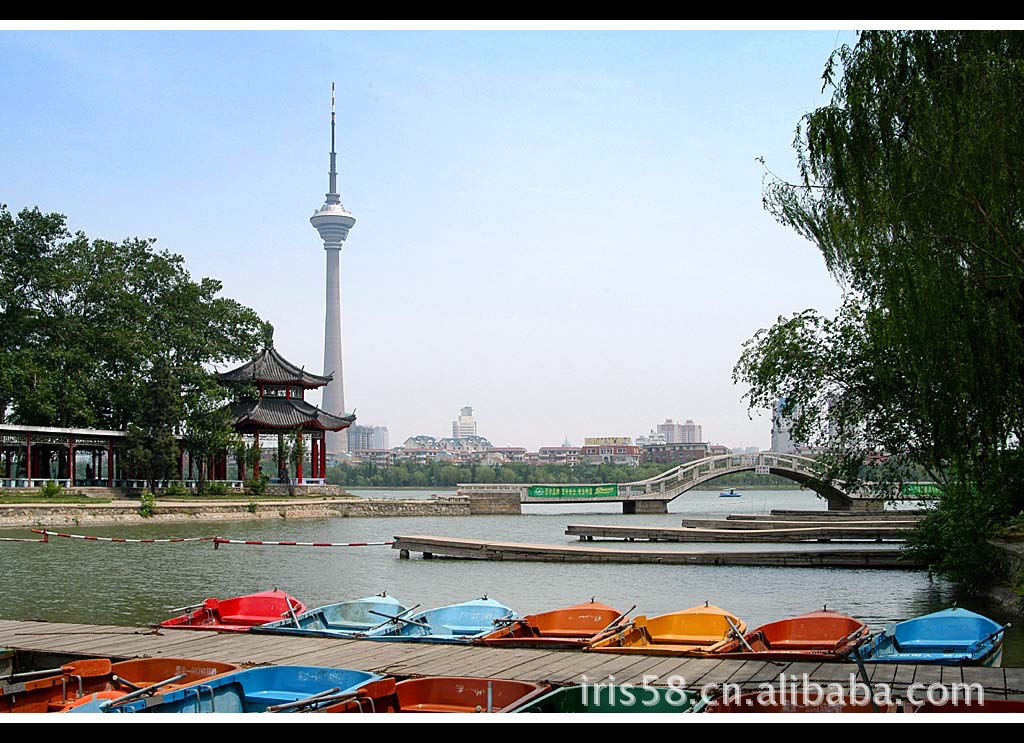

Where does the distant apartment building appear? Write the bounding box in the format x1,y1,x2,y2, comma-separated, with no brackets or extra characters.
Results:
680,419,702,443
356,449,400,468
636,430,667,447
709,444,731,456
347,425,389,452
486,447,527,463
642,442,709,466
582,440,643,467
538,446,582,466
452,406,478,438
438,436,492,452
656,419,684,443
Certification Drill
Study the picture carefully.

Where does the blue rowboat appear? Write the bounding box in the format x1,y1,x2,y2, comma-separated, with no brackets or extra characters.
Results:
719,489,743,498
362,597,516,643
254,594,409,638
67,666,380,713
857,607,1008,667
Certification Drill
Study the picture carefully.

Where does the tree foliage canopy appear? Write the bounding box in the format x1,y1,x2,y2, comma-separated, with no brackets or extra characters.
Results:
0,205,272,430
734,31,1024,586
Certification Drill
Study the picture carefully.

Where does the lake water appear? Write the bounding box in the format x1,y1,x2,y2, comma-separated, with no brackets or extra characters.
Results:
2,488,1019,665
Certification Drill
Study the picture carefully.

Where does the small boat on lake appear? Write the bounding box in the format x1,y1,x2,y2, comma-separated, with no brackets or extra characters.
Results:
513,684,707,714
67,666,380,714
323,677,547,713
477,599,629,649
361,597,516,643
704,692,898,714
587,604,746,656
719,488,743,498
856,607,1008,667
158,589,306,632
255,593,409,638
2,657,238,713
713,609,870,661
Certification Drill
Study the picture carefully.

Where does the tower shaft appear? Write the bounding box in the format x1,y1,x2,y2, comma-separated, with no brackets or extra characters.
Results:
322,249,345,454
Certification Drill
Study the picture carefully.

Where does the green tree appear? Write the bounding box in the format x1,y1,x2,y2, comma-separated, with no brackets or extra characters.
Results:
734,31,1024,587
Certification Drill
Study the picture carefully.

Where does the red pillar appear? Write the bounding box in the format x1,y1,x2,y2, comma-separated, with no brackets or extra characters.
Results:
296,431,303,483
321,433,327,479
25,434,32,482
188,452,194,481
107,441,114,487
68,437,76,485
253,432,260,478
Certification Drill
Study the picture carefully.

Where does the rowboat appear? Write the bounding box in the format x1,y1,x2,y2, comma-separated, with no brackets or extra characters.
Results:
322,677,547,713
477,599,628,649
254,593,409,638
719,489,743,498
856,607,1008,667
158,589,306,632
704,692,898,714
513,685,707,713
713,609,870,661
67,666,380,714
587,604,746,656
362,597,516,643
2,657,238,713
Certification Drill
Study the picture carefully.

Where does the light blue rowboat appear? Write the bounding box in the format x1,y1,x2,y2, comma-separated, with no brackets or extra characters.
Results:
67,666,380,713
362,597,516,643
254,593,409,638
857,607,1008,667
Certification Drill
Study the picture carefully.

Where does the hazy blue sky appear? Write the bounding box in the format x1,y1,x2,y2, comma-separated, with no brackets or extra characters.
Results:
1,30,855,450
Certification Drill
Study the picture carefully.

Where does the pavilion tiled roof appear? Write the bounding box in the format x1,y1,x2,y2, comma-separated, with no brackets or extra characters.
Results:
226,397,355,432
218,347,332,389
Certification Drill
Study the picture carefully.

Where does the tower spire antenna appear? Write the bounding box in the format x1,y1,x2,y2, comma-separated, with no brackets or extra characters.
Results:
328,82,339,199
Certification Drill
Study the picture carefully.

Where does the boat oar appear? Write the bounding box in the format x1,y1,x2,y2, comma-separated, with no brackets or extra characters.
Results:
100,673,187,711
367,609,430,629
264,687,342,713
285,598,302,629
966,623,1012,656
169,602,206,614
269,690,365,713
4,658,111,683
850,647,880,714
725,615,757,654
111,675,142,691
363,604,421,633
597,605,637,636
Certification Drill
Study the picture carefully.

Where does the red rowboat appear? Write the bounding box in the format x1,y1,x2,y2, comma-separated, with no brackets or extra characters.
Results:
477,599,627,649
713,609,870,661
159,589,306,632
322,677,548,713
2,657,238,713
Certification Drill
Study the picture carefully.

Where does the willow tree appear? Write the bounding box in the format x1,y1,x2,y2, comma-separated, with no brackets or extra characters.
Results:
734,32,1024,586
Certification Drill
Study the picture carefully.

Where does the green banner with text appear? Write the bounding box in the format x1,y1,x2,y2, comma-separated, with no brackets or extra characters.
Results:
527,484,619,499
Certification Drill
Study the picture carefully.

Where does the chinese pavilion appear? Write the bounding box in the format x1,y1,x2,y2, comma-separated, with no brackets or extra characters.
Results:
218,347,355,483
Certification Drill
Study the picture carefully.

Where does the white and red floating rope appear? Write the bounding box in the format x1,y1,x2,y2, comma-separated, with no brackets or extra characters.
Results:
31,529,214,544
25,529,393,549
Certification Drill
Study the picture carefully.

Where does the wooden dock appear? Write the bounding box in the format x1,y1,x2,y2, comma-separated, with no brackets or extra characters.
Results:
567,524,910,543
680,518,918,531
392,535,921,569
0,619,1019,700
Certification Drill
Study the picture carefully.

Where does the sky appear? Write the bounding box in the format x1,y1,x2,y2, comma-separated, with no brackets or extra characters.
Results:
0,27,856,450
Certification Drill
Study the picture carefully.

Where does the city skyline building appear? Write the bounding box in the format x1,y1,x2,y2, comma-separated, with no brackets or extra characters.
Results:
310,83,357,455
452,406,479,439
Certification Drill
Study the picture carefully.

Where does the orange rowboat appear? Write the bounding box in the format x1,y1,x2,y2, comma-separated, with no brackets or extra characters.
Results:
477,600,629,649
587,604,746,656
712,609,870,661
159,589,306,632
1,657,238,713
321,677,548,713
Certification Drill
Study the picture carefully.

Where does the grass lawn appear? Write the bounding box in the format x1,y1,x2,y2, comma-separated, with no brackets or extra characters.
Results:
0,496,113,505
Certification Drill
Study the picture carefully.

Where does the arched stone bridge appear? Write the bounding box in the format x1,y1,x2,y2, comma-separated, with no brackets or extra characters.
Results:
458,452,935,514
